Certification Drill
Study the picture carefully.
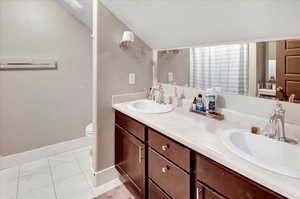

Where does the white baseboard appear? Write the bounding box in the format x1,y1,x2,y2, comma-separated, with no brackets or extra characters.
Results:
92,166,121,187
0,136,93,170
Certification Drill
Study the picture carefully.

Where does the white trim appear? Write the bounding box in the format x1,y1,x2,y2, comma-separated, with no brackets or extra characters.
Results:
0,136,93,170
92,166,121,187
92,0,98,132
91,0,98,172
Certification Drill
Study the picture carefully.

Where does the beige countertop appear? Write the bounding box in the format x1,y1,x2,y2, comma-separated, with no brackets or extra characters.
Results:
113,99,300,199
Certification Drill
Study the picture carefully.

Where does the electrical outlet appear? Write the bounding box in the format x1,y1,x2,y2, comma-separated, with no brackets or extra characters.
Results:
129,73,135,85
168,72,174,82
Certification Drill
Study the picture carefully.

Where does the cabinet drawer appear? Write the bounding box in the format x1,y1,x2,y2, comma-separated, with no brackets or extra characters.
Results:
149,179,171,199
286,39,300,49
148,128,190,172
149,149,190,199
195,154,286,199
115,111,145,141
195,181,225,199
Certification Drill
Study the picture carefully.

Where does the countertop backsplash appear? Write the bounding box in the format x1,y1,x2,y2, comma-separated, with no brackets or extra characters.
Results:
162,83,300,126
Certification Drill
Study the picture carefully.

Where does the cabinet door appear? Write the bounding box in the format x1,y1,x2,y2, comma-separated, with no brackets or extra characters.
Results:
115,125,145,198
195,182,225,199
149,180,171,199
276,40,300,102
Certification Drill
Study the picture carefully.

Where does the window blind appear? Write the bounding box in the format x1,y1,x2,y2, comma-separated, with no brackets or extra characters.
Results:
190,43,249,95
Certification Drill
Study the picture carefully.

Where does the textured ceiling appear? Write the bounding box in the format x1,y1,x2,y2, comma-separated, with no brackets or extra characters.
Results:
101,0,300,49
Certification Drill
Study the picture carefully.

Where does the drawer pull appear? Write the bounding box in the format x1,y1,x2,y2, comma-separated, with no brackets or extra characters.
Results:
162,166,170,173
138,146,144,163
161,144,169,151
196,187,203,199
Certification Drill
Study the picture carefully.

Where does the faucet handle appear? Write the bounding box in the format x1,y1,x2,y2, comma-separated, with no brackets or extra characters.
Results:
145,88,150,99
158,84,163,90
275,102,285,114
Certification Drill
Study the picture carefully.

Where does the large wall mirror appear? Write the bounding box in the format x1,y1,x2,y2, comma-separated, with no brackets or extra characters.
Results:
157,39,300,103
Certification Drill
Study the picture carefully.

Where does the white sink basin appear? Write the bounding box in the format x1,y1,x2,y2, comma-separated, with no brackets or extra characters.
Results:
127,99,173,114
222,131,300,178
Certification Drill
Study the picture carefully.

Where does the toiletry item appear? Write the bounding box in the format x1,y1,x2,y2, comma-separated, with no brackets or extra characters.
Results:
145,88,152,99
251,126,260,134
205,88,216,113
178,87,185,99
164,95,172,104
171,86,184,108
172,87,178,98
175,96,183,107
192,97,197,111
196,94,205,111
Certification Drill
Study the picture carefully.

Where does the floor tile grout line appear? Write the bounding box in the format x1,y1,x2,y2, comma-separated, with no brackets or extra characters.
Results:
1,147,91,199
72,150,95,197
48,158,59,199
15,166,21,199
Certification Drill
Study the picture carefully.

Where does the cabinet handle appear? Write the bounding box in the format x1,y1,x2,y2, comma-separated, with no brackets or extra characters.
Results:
196,187,203,199
161,144,169,151
162,165,170,173
138,146,144,163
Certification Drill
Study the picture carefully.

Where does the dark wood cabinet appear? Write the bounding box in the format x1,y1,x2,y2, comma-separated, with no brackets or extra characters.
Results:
149,149,190,199
195,154,286,199
148,128,190,172
115,110,145,141
149,180,171,199
114,111,287,199
195,182,225,199
115,125,145,198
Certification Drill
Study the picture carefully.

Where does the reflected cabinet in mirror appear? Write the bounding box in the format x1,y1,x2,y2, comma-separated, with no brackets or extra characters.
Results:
157,39,300,103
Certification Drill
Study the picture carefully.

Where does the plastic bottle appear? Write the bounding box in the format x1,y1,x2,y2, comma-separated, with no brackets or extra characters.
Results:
196,94,205,112
205,89,216,113
192,97,197,111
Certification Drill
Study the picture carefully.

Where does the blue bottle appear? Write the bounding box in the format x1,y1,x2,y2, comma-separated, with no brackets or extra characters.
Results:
196,94,205,112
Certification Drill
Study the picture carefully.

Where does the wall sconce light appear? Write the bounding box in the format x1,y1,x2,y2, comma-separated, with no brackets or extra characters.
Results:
120,31,134,49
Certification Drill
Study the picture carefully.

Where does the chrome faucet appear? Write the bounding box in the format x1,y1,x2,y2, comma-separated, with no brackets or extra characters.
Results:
265,103,297,144
149,84,164,104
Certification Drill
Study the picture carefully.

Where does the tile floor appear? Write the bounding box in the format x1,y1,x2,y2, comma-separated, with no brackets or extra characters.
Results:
95,185,135,199
0,147,97,199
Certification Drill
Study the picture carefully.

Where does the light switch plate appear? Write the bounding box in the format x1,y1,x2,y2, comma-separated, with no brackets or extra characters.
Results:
129,73,135,85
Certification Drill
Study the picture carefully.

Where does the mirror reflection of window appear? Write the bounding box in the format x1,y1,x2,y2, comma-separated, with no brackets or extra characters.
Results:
267,60,276,81
190,43,249,95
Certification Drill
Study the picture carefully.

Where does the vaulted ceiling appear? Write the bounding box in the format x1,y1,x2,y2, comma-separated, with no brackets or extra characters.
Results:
55,0,92,30
101,0,300,49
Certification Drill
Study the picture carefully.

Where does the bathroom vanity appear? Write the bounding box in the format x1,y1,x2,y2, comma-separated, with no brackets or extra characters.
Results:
113,106,296,199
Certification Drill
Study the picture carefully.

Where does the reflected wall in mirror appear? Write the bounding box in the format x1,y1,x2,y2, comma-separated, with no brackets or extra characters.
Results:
157,39,300,103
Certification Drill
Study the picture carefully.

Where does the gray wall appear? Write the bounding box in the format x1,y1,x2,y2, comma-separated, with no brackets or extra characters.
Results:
96,3,152,171
0,0,92,156
157,49,190,86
